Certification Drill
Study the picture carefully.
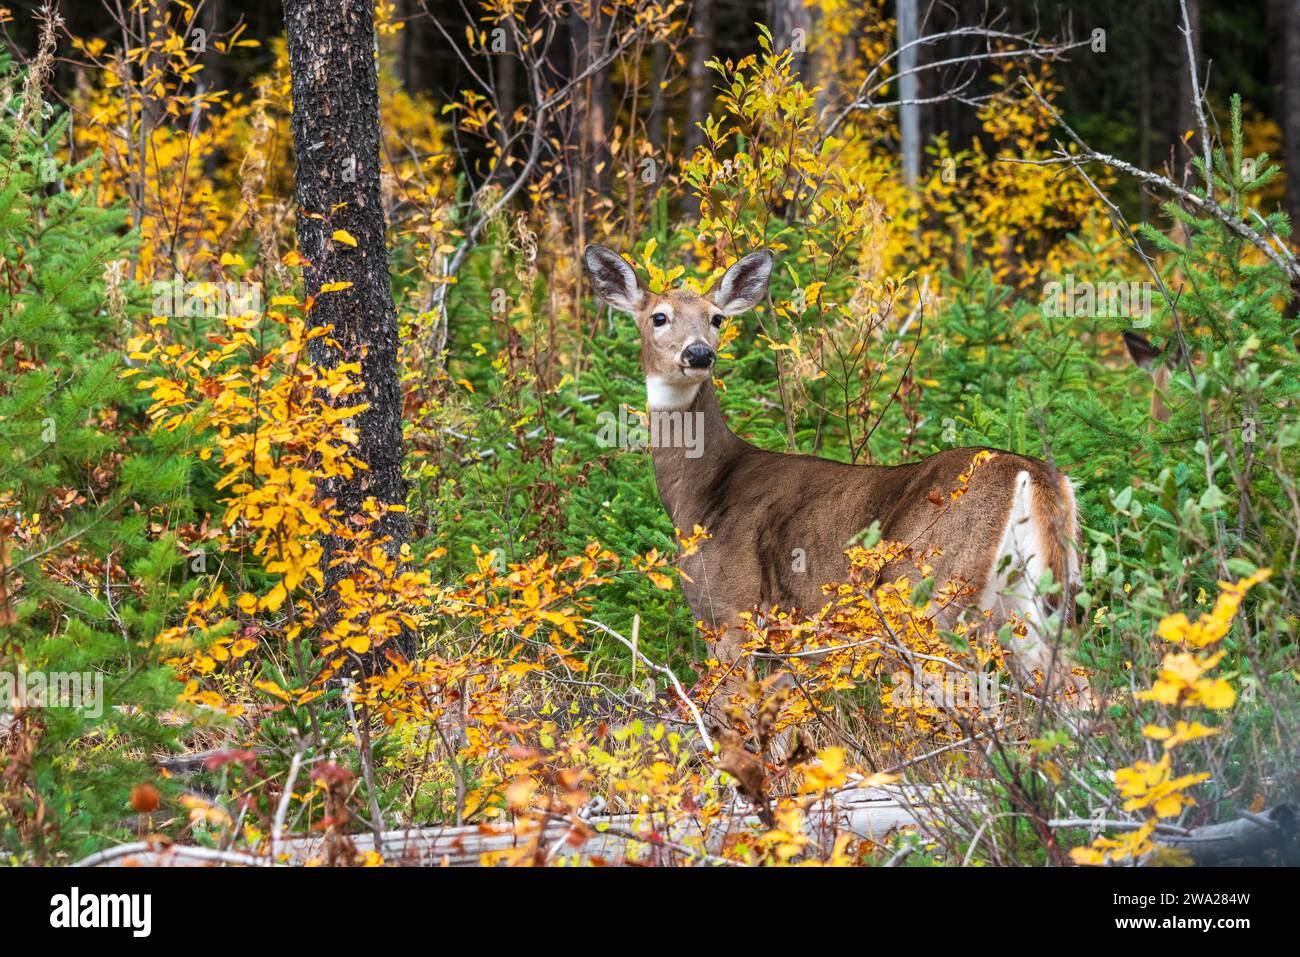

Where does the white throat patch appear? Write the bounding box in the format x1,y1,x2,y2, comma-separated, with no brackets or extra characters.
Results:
646,374,703,410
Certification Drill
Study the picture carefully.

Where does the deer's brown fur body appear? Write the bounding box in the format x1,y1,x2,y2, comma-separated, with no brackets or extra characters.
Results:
583,244,1082,693
652,379,1078,670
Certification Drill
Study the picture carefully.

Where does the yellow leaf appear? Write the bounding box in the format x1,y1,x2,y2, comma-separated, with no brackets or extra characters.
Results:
1194,679,1236,709
261,582,288,612
332,229,358,247
647,571,674,590
254,679,292,702
1069,846,1105,866
230,638,258,658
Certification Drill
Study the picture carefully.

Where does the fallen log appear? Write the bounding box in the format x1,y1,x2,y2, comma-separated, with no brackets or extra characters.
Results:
81,784,936,866
1051,804,1300,866
1157,805,1299,865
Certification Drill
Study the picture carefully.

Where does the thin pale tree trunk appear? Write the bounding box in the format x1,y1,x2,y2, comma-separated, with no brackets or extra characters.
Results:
896,0,920,188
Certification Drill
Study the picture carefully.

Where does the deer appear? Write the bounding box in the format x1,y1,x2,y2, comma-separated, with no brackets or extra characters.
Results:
1123,330,1186,425
584,244,1089,725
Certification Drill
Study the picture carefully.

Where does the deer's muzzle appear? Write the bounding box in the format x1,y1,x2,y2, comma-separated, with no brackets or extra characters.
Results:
682,342,715,369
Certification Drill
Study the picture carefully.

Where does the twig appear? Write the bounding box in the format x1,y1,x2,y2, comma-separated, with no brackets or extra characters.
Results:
1048,817,1193,836
344,679,386,855
882,721,1009,774
822,27,1089,142
1179,0,1213,196
271,741,306,861
74,842,276,868
1013,79,1300,286
582,618,714,755
883,843,915,867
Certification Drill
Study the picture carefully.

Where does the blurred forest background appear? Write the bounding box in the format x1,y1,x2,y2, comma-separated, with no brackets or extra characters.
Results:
7,0,1296,225
1,0,1298,866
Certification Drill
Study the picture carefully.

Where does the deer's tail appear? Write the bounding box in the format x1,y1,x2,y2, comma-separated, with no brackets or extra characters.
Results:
1028,468,1081,613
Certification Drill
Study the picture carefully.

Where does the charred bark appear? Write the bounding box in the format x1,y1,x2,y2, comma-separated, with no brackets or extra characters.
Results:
282,0,413,655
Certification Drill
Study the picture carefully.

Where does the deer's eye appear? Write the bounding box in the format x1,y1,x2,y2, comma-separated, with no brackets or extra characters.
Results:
651,312,668,328
711,313,724,328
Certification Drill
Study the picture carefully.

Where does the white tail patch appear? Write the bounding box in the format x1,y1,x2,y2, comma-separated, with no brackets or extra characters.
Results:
981,470,1054,677
1063,475,1082,590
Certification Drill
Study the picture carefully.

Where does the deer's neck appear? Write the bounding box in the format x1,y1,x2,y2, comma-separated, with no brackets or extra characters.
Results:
647,376,745,532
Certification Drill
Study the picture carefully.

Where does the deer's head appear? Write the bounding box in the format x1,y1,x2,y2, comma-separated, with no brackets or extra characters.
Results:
584,244,773,409
1123,330,1187,424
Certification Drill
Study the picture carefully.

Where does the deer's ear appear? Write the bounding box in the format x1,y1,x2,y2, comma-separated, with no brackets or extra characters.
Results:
584,244,646,313
710,250,774,315
1123,331,1162,370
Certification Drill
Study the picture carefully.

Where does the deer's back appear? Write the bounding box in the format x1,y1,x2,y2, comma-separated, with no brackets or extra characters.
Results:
677,445,1062,627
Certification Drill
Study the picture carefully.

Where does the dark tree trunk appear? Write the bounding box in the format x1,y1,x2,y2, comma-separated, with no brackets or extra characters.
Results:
495,28,517,155
684,0,714,220
400,0,434,93
1139,8,1153,223
282,0,412,626
916,0,983,175
531,3,574,199
141,0,167,129
197,0,229,181
1270,0,1300,239
583,0,613,198
685,0,713,159
198,0,227,103
648,40,668,153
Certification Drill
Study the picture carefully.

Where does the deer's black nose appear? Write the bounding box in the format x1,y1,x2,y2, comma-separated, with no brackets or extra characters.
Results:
682,342,715,368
